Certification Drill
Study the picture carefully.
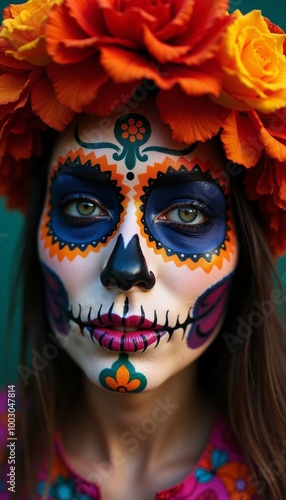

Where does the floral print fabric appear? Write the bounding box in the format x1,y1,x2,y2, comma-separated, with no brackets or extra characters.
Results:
0,390,257,498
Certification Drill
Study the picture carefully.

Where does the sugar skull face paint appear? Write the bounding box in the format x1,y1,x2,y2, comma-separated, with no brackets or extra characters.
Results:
38,102,238,392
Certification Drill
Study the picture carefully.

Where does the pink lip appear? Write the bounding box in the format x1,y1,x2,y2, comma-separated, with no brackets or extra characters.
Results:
83,314,167,352
89,314,162,330
85,326,167,352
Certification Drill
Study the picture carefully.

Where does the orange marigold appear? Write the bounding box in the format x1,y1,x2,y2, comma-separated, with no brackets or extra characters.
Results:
244,154,286,254
45,0,232,141
1,0,63,66
216,10,286,114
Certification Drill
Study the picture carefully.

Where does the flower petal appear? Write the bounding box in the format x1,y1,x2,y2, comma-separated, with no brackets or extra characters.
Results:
47,57,108,112
220,110,263,167
116,365,130,386
143,25,190,64
67,0,107,38
99,46,160,84
0,72,30,104
169,60,222,96
83,80,140,116
31,77,74,131
46,1,98,64
98,0,164,46
104,376,119,391
257,110,286,161
175,0,231,59
127,379,141,391
154,0,195,40
157,88,227,143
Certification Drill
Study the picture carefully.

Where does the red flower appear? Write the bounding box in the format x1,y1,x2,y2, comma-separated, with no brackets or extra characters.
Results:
45,0,232,137
0,4,74,210
244,154,286,255
195,490,218,500
220,108,286,169
217,462,257,499
0,2,74,131
156,483,183,499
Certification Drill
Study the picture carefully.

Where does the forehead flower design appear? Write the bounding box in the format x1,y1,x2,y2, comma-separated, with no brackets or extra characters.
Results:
75,113,198,173
113,113,151,169
121,117,147,143
0,0,286,254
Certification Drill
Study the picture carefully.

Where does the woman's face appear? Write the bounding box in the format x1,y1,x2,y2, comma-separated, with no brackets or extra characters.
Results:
38,103,238,393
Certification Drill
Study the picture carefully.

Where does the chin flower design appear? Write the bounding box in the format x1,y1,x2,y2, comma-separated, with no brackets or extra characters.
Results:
0,0,286,254
99,353,147,393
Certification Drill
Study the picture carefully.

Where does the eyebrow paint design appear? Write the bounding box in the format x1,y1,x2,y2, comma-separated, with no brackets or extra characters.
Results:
75,113,198,172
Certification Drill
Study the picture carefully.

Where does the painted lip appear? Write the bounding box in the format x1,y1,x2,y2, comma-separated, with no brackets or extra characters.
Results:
85,326,168,352
82,314,167,352
87,313,162,330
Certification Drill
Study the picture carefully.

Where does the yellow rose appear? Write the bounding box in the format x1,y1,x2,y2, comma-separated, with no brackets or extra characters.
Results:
0,0,63,66
216,10,286,113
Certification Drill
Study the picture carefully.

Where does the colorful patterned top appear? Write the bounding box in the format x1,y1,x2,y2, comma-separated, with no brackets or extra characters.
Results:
0,390,257,499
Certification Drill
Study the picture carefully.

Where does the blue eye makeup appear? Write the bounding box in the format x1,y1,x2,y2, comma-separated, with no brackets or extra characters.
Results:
139,165,230,263
47,157,124,251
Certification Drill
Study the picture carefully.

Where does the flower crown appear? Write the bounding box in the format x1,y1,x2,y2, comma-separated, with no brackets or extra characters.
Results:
0,0,286,255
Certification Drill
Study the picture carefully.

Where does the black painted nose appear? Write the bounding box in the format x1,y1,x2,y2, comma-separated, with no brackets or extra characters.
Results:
100,234,156,291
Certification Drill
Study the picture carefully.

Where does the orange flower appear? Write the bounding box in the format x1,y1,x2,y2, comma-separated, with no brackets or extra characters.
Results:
121,118,146,143
99,353,147,392
104,364,141,393
217,461,257,499
216,10,286,113
0,12,74,132
0,2,74,210
45,0,232,133
0,98,46,211
220,107,286,168
0,0,73,194
1,0,63,66
243,154,286,255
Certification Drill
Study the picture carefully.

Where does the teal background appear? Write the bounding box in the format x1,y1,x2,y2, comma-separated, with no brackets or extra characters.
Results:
0,1,285,384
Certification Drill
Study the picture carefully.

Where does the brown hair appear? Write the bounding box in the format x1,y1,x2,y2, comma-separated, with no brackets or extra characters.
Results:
2,134,286,499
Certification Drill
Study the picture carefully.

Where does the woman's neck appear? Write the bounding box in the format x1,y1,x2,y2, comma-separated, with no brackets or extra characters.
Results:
62,362,215,473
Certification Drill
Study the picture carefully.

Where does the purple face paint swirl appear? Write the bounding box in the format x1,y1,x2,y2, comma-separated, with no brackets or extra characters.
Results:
187,274,233,348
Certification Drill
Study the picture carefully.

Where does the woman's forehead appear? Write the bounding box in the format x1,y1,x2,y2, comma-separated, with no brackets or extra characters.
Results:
49,104,226,181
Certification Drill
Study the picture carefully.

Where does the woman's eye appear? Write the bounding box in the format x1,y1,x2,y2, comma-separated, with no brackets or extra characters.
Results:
64,199,109,219
157,205,207,226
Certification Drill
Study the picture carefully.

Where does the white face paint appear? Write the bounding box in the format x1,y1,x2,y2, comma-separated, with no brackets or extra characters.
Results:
38,102,238,393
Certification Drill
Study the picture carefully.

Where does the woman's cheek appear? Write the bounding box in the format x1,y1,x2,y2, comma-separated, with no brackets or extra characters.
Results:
186,272,234,349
